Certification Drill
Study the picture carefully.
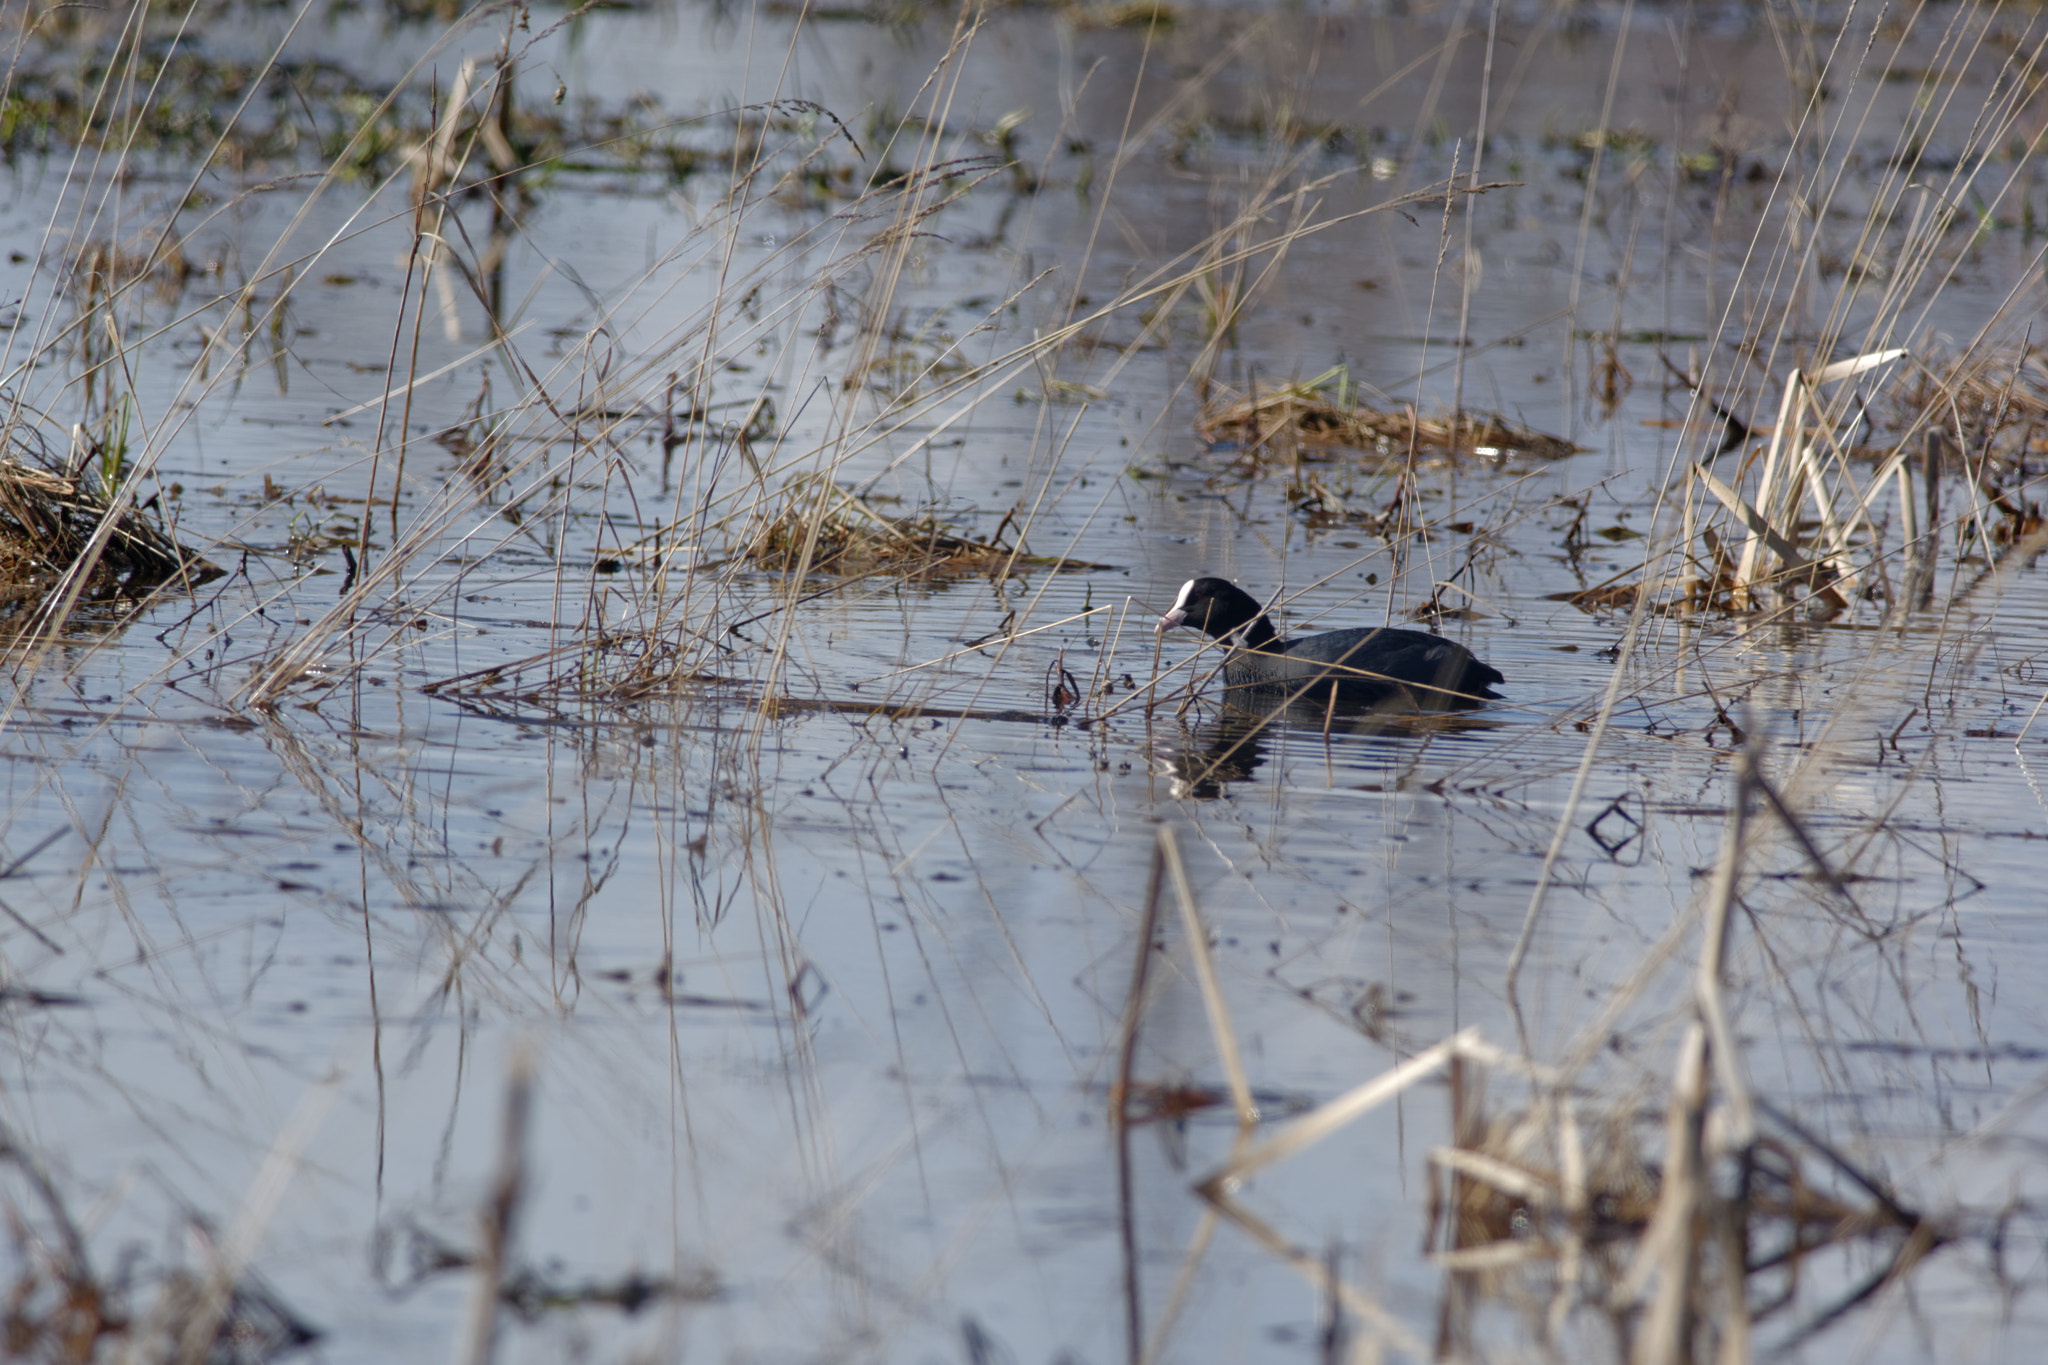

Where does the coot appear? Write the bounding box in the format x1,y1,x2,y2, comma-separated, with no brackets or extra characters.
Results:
1156,577,1503,710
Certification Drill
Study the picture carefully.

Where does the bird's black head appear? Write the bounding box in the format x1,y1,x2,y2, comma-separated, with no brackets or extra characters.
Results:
1155,577,1277,648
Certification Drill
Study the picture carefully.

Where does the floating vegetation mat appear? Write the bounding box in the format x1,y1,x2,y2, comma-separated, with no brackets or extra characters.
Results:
421,627,736,711
1197,368,1579,466
740,479,1109,579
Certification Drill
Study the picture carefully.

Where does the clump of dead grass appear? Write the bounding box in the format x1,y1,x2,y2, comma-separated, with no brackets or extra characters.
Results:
1559,342,2048,622
742,482,1011,578
740,478,1094,581
0,456,221,601
1198,368,1578,468
1874,341,2048,471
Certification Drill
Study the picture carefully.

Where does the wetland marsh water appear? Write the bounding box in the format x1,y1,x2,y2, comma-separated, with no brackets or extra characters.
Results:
5,1,2048,1360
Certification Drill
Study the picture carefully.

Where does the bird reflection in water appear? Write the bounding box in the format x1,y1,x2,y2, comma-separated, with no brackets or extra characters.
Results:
1156,692,1502,800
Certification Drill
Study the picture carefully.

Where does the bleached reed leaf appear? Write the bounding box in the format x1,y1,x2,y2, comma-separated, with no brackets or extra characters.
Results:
1195,1029,1476,1191
1559,1098,1587,1217
1449,1033,1563,1085
1160,825,1257,1126
1694,467,1822,573
1808,348,1907,385
1431,1241,1548,1271
1428,1147,1558,1205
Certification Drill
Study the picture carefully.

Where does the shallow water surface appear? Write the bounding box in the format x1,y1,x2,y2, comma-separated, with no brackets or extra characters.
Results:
4,1,2048,1361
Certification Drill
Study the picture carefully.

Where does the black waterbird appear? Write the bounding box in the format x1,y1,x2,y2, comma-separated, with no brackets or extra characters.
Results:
1155,576,1504,711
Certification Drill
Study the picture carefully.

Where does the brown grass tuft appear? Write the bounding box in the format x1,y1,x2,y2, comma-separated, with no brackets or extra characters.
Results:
0,458,221,601
1198,370,1577,467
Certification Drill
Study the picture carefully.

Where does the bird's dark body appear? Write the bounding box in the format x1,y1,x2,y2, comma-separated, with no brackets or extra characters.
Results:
1157,577,1503,711
1215,624,1501,706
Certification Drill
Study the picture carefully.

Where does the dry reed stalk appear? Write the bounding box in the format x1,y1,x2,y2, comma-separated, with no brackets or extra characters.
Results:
1116,823,1367,1362
1505,569,1653,998
170,1069,341,1365
1114,835,1167,1365
1195,1187,1426,1359
1627,1019,1708,1365
1191,1030,1561,1360
1718,349,1907,611
1618,727,1757,1365
1198,1031,1474,1192
456,1043,535,1365
1898,430,1944,616
1548,1094,1589,1340
1132,1209,1223,1365
1156,824,1255,1127
1554,0,1637,446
